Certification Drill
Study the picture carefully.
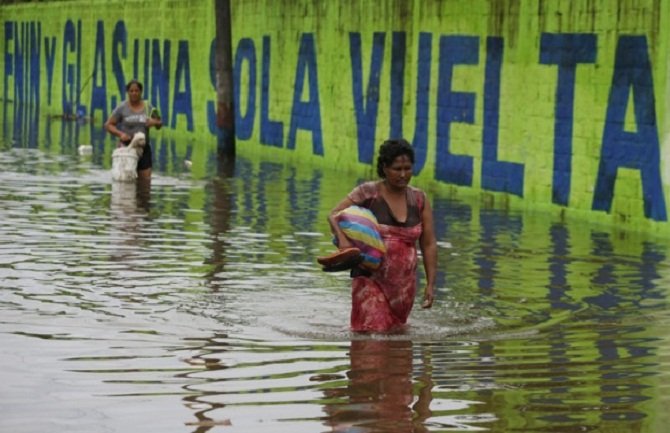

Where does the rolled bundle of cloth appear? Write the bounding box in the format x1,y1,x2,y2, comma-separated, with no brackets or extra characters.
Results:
317,205,386,272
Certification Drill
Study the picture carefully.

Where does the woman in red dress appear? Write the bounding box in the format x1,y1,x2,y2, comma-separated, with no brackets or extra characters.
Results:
328,139,437,332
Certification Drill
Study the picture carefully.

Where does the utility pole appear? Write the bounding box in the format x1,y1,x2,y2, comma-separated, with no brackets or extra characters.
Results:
214,0,235,157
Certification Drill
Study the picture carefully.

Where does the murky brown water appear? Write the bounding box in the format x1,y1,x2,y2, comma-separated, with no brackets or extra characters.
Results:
1,120,669,433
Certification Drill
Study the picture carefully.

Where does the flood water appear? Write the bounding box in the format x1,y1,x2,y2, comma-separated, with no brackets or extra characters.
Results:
1,120,670,433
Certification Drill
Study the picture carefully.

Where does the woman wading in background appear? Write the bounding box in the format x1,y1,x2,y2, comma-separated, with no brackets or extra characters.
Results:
328,139,437,332
104,79,162,179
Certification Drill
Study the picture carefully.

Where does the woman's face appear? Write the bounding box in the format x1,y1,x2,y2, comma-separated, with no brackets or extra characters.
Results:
127,84,142,103
383,154,413,188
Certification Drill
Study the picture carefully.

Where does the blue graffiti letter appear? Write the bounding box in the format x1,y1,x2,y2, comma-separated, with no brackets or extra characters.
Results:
411,33,432,175
172,40,193,131
233,38,256,140
90,20,108,121
62,20,76,115
13,22,25,105
435,35,477,186
389,32,406,140
287,33,323,155
350,32,385,164
261,35,283,147
151,39,170,126
593,36,667,221
111,21,127,109
482,37,524,196
4,22,14,109
28,22,41,107
540,33,597,205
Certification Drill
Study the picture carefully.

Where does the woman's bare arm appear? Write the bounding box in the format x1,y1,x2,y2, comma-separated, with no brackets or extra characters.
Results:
327,196,356,249
419,197,437,308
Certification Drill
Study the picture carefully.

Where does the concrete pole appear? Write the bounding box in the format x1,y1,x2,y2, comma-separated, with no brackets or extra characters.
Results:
214,0,235,156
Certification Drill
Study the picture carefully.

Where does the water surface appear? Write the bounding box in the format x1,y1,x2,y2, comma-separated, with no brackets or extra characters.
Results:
1,122,669,433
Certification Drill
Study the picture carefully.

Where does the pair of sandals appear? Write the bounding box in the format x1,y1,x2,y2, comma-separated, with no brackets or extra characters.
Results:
317,247,363,272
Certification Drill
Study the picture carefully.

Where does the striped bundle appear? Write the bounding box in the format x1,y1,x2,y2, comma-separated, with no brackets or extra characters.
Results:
335,206,386,270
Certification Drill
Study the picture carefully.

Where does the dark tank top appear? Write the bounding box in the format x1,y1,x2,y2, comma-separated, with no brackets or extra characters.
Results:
349,181,424,227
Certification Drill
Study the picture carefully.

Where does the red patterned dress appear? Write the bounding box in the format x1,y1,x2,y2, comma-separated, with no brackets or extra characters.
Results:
347,181,425,332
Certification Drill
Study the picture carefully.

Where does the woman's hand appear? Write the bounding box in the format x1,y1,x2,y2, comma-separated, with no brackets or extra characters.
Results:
337,237,354,250
147,118,162,129
421,286,434,309
119,132,131,142
328,196,356,249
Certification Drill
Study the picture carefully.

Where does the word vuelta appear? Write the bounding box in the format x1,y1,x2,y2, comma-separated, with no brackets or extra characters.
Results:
2,20,667,221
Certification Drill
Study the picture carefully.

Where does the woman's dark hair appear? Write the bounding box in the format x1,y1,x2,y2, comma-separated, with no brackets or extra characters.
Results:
376,138,415,178
126,79,143,92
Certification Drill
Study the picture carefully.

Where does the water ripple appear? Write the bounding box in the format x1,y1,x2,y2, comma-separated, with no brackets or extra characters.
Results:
1,146,669,432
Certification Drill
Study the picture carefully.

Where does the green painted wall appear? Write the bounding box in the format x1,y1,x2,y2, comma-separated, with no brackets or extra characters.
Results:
2,0,670,234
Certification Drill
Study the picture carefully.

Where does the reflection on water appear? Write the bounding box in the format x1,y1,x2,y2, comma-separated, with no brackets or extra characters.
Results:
324,340,436,433
1,117,670,433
